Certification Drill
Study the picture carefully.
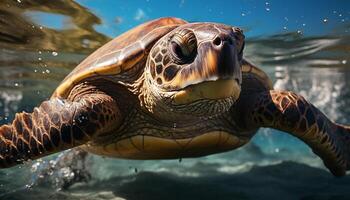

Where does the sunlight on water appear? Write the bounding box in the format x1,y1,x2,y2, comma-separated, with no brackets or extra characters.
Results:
0,0,350,199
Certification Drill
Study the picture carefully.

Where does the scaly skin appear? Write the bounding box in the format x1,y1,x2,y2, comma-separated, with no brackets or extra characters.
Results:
0,83,121,167
235,90,350,176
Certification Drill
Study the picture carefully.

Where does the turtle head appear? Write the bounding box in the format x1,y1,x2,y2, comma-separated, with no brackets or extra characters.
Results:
143,23,245,117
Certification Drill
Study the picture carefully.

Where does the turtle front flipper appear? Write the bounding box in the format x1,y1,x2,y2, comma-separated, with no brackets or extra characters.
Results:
0,85,121,168
236,90,350,176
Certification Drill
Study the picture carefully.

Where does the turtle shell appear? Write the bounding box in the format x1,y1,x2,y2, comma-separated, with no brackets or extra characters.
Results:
53,17,187,98
241,59,273,91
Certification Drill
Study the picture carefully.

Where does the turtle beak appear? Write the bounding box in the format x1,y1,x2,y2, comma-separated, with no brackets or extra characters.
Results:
172,79,241,105
205,33,242,84
171,33,243,105
168,33,242,90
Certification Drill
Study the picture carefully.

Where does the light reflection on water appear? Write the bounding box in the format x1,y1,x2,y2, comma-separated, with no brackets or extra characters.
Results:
0,0,350,199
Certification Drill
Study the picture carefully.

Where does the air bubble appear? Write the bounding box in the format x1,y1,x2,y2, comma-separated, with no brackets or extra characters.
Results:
25,184,33,189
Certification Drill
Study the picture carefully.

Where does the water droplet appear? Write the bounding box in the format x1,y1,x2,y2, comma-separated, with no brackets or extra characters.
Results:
283,26,287,30
39,26,43,30
274,148,280,153
173,123,177,128
265,7,270,12
17,0,21,3
342,60,347,64
82,39,90,48
38,57,42,61
241,13,246,17
45,69,50,73
302,23,306,27
323,18,328,23
38,51,42,54
14,83,19,87
52,51,58,56
297,30,302,34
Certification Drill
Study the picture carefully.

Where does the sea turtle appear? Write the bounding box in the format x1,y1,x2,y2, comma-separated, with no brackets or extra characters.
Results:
0,17,349,176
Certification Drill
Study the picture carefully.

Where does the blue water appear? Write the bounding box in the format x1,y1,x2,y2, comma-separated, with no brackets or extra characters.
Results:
0,0,350,199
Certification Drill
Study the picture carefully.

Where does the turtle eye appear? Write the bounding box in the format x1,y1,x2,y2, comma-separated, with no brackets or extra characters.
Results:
170,29,197,64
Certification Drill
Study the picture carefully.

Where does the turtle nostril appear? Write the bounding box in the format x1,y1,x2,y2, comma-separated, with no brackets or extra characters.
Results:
213,37,221,46
213,35,234,46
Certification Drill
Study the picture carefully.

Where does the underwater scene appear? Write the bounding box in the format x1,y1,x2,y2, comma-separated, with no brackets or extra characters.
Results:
0,0,350,199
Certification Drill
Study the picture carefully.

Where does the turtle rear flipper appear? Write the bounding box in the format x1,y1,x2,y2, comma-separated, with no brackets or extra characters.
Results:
237,90,350,176
0,84,121,168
